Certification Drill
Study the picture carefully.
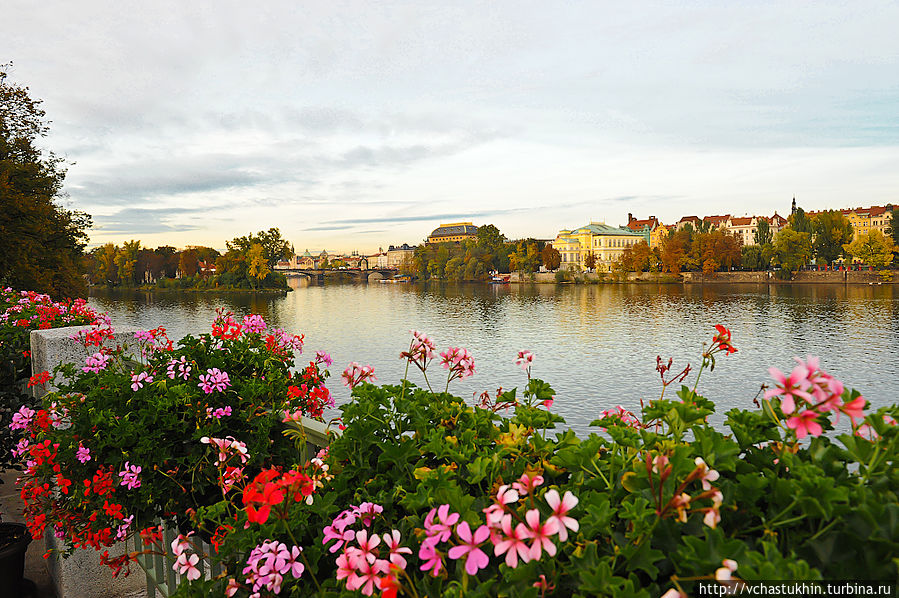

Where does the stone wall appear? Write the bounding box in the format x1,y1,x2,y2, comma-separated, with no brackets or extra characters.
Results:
30,326,148,598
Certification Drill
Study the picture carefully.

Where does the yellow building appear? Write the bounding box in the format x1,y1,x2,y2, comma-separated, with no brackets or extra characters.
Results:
551,222,646,272
427,222,479,244
807,205,894,241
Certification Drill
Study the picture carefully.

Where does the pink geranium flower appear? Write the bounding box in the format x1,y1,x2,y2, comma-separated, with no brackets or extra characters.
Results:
493,514,531,568
786,410,823,439
76,444,91,464
447,522,490,575
764,365,811,414
839,396,866,425
382,530,412,570
419,541,443,577
520,509,560,560
544,489,579,541
423,504,459,544
130,371,153,391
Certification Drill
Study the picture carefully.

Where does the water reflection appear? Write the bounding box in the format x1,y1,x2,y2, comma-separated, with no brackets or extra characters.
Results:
88,282,899,437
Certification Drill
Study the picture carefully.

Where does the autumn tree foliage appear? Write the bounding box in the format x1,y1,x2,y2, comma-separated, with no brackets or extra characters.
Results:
541,245,561,271
843,230,898,270
0,64,91,296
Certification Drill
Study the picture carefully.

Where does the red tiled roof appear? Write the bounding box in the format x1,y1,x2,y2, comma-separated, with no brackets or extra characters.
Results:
678,216,701,224
627,217,659,231
729,217,753,226
704,215,730,226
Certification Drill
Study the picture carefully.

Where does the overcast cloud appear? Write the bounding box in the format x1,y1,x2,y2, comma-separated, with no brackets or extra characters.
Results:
4,1,898,250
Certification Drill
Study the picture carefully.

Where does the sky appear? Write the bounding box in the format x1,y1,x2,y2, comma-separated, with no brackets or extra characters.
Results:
4,1,899,253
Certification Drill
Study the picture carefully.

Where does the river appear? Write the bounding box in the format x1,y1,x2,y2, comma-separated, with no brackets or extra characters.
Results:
87,280,899,436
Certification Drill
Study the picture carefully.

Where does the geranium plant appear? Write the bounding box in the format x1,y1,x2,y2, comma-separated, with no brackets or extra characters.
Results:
0,288,101,474
14,309,332,574
168,327,897,598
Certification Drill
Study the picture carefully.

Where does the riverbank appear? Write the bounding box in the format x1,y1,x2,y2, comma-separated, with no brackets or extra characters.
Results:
509,270,897,284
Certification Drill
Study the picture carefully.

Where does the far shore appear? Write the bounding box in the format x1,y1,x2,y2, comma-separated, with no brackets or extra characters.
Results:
509,270,897,285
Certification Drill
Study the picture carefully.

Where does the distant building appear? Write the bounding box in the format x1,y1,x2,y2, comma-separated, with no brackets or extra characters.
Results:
676,216,702,231
369,250,389,269
387,244,416,270
626,214,668,248
427,222,479,244
550,222,645,272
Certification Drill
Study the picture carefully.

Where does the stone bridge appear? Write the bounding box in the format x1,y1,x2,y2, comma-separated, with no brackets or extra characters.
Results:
280,268,400,282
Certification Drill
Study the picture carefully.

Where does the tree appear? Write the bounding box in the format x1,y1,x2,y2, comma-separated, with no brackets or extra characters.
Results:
227,228,290,269
0,64,92,296
754,219,773,246
114,240,141,285
541,246,561,271
812,211,853,265
888,207,899,251
774,229,812,273
179,248,199,277
843,230,898,270
508,239,543,273
788,207,814,234
584,252,597,271
660,231,689,274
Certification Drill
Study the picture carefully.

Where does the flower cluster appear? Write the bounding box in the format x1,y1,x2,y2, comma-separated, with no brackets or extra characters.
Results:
440,347,475,383
400,329,437,372
765,356,866,438
515,350,535,378
342,362,377,389
198,367,231,394
648,454,724,528
240,540,305,596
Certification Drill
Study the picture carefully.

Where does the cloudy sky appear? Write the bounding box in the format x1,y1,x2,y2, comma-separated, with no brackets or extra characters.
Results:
4,1,899,252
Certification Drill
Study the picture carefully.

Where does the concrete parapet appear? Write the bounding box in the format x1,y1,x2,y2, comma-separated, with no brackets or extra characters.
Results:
29,326,147,598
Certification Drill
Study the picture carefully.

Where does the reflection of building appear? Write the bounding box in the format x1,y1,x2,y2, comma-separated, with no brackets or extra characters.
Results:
387,244,415,270
550,222,645,272
427,222,479,244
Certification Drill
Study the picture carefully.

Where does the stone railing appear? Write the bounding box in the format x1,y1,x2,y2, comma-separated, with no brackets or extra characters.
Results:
29,326,335,598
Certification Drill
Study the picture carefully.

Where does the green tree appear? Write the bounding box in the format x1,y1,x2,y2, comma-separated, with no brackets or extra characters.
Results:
0,64,91,296
742,245,763,271
227,228,290,269
843,230,898,270
774,229,812,273
888,207,899,251
788,206,814,234
812,210,853,265
753,219,773,246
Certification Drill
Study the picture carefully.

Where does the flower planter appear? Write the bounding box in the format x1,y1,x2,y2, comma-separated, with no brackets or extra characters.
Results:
0,522,31,596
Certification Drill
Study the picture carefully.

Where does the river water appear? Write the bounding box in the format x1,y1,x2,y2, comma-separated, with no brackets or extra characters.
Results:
87,280,899,436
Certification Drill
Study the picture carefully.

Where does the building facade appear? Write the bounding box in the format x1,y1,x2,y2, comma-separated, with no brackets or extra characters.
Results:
551,222,646,272
387,244,415,270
